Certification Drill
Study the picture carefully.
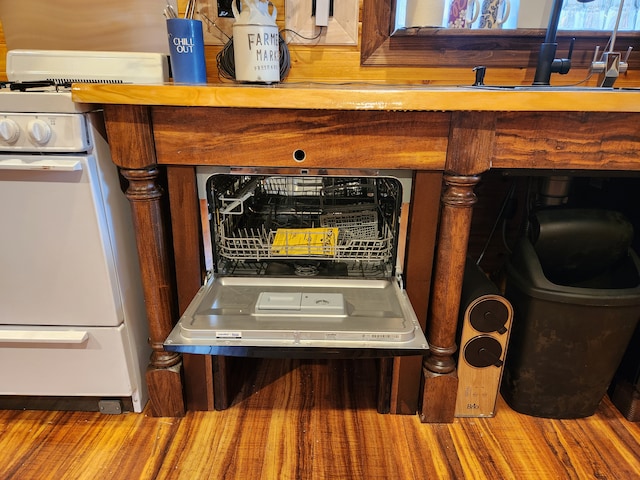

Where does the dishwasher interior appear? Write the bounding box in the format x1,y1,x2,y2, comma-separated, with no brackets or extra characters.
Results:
164,168,429,356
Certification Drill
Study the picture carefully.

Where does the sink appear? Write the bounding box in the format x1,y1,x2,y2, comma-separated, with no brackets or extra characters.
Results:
470,85,614,92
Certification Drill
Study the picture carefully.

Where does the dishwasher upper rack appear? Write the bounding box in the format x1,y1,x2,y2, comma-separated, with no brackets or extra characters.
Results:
209,175,399,265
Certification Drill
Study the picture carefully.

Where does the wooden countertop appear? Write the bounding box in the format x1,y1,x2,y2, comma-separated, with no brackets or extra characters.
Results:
71,82,640,112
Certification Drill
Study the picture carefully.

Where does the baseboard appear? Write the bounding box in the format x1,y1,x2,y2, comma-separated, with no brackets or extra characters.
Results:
0,395,134,414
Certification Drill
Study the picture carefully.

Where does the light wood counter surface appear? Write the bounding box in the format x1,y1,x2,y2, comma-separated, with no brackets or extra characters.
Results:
72,82,640,112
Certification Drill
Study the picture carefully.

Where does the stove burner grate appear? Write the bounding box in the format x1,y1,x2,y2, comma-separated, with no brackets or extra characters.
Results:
6,79,125,92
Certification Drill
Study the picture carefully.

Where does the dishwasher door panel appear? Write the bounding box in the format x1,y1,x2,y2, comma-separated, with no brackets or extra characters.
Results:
164,272,429,356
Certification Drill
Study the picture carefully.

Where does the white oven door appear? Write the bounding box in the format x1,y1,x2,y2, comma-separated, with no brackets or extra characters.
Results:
0,154,124,326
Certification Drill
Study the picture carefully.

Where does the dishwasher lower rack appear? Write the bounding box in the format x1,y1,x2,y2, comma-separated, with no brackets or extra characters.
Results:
218,209,392,263
206,172,404,277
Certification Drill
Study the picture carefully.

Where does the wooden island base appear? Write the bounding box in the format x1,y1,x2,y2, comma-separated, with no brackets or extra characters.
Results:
72,84,640,420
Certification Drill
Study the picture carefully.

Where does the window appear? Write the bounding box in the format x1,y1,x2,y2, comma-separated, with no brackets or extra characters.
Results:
559,0,638,31
397,0,637,31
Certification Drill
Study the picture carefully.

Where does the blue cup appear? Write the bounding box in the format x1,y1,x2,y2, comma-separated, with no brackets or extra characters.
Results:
167,18,207,84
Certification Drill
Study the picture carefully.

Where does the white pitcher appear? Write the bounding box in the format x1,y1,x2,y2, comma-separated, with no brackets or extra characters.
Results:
232,0,280,83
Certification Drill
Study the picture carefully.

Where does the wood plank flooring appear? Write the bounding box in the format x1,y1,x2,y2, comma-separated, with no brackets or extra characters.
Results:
1,358,639,479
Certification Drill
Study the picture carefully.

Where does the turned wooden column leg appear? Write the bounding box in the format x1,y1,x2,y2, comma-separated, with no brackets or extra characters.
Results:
121,167,185,417
420,173,480,423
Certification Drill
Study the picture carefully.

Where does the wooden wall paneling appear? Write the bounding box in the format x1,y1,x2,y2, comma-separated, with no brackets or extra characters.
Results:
4,1,640,85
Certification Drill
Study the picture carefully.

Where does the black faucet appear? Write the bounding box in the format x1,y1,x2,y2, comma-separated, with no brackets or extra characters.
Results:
533,0,595,85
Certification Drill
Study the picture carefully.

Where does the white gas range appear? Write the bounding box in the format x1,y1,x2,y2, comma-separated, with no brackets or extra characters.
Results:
0,50,167,413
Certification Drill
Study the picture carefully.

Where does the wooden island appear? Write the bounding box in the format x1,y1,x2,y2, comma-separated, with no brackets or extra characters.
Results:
72,83,640,421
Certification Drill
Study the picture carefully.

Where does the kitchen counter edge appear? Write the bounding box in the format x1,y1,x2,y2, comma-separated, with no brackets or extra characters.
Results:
71,83,640,112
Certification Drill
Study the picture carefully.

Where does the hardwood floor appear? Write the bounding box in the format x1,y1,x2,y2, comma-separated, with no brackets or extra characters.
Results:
1,358,639,479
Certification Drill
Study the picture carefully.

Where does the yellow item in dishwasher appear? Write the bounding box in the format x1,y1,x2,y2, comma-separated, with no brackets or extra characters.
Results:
272,227,338,256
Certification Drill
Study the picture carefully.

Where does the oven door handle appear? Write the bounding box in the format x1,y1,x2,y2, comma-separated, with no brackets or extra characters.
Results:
0,330,89,344
0,158,82,172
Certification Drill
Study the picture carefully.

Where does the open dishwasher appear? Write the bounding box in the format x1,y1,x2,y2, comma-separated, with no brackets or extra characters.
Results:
165,168,429,357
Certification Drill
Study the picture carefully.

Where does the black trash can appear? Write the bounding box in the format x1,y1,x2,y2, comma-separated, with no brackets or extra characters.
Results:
501,209,640,419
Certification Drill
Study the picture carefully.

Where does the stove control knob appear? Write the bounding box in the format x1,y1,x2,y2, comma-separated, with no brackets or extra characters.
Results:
0,118,20,144
27,119,52,146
